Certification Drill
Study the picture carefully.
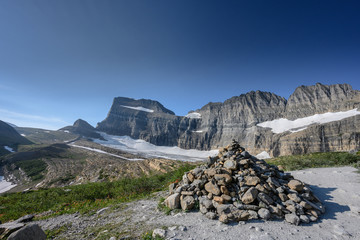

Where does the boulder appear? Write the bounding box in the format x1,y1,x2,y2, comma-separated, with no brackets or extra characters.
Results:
285,214,300,225
7,224,46,240
180,196,195,210
164,193,180,209
0,222,24,239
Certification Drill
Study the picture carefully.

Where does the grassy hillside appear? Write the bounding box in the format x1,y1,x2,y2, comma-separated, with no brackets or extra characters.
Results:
266,151,360,171
0,164,194,223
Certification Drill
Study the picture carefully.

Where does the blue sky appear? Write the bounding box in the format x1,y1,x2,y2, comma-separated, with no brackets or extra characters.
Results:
1,0,360,130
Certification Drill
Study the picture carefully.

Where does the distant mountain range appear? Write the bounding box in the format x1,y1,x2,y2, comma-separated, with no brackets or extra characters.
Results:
1,82,360,192
95,83,360,157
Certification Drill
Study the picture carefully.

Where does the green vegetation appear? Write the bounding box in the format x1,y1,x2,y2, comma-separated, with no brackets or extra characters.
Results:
45,223,72,239
142,231,164,240
15,159,47,181
266,152,360,171
157,197,172,215
0,164,193,223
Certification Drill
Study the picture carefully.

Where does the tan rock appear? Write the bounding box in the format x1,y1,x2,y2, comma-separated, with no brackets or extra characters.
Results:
241,187,258,204
204,168,217,178
219,214,229,223
245,176,261,186
221,194,232,202
288,180,304,192
205,182,221,196
214,174,232,185
255,184,266,192
220,186,230,195
288,193,301,203
213,196,224,204
164,193,180,209
279,193,288,202
300,201,312,210
187,172,195,182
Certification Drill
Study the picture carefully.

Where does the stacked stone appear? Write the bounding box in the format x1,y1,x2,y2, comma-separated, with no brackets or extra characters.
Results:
164,140,325,225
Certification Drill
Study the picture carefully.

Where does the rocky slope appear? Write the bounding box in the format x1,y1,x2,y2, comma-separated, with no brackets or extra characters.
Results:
96,83,360,157
0,139,188,192
60,119,104,140
0,121,32,155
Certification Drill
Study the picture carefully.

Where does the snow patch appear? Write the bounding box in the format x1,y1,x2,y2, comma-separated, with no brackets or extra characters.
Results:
0,176,17,193
255,151,271,159
4,146,14,153
94,133,218,162
192,130,204,133
21,133,26,137
121,105,154,113
257,108,360,134
185,112,201,119
70,144,144,161
63,130,70,133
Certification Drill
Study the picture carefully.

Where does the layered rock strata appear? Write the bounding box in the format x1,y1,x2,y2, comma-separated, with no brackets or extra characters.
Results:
164,141,325,225
96,83,360,156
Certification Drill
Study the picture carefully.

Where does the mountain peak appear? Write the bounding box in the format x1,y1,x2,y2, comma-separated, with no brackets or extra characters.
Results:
73,119,95,130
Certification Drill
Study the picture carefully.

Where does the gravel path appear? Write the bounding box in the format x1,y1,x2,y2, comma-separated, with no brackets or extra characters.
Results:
36,166,360,239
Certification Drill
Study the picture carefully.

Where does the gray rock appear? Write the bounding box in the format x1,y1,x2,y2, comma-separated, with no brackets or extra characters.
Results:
205,212,217,219
300,215,310,223
224,160,237,170
15,214,34,223
152,228,166,238
241,151,251,159
164,193,180,209
180,196,195,210
199,197,213,209
258,208,271,220
0,222,24,239
242,187,258,204
257,192,274,205
7,224,46,240
285,214,300,225
205,181,221,195
248,210,259,219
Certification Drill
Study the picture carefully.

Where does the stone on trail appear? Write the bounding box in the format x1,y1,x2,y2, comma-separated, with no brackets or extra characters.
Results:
152,228,166,238
164,140,324,225
285,214,300,225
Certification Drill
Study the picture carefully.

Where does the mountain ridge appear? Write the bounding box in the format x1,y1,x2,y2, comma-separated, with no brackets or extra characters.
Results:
96,83,360,156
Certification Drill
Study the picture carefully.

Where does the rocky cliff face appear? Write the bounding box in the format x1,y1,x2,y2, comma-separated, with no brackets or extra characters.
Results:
97,83,360,157
285,83,360,119
97,97,183,146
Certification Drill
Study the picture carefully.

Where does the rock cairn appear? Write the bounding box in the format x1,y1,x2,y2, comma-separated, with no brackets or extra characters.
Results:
164,140,325,225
